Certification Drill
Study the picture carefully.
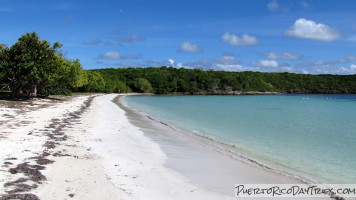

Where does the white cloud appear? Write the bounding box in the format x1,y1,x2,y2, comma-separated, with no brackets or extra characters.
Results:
267,52,303,60
183,59,214,69
221,33,259,46
179,42,203,53
298,60,356,74
255,60,279,68
168,59,175,65
215,53,240,65
97,51,139,60
216,64,247,72
98,51,121,60
267,0,279,11
165,58,187,68
284,18,341,41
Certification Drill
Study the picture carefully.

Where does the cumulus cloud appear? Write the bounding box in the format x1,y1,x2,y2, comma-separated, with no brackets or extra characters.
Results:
254,60,279,68
168,59,175,65
179,42,203,53
221,33,259,46
284,18,341,41
144,59,184,68
213,53,245,71
97,51,139,60
215,53,240,65
296,58,356,74
267,52,303,60
166,59,188,68
182,59,214,69
312,63,356,74
216,64,248,72
98,51,121,60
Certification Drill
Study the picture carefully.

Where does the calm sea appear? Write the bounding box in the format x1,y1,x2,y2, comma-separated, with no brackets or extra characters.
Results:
124,95,356,184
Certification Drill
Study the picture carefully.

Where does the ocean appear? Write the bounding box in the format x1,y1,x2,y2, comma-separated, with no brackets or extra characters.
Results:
124,94,356,184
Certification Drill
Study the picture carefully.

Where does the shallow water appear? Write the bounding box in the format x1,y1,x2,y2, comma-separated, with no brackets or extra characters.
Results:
125,94,356,184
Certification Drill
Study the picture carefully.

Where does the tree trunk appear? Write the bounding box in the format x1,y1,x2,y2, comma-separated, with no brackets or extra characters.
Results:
29,84,37,98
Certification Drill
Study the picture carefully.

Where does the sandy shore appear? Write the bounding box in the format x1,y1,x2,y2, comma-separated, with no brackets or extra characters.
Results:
0,94,331,200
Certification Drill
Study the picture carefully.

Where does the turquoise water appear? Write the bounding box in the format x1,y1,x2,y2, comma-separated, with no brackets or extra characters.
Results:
124,95,356,184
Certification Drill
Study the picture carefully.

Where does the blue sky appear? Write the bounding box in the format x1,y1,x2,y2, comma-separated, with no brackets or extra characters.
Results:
1,0,355,74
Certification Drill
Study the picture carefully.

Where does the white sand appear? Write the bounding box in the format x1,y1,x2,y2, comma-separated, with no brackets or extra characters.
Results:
0,95,96,194
0,94,232,199
78,94,233,199
0,94,330,200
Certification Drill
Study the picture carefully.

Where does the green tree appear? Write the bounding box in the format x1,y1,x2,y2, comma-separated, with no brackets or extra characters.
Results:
39,57,88,95
115,80,132,93
133,78,153,93
0,44,8,90
84,71,106,92
94,67,356,95
1,32,62,98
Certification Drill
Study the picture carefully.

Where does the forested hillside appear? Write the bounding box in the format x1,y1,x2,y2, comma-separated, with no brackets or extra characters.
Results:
94,67,356,94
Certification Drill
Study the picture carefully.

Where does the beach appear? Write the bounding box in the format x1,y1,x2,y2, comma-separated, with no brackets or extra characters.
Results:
0,94,332,200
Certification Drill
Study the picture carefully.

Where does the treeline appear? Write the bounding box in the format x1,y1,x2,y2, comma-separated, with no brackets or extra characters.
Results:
1,33,355,98
0,32,110,98
93,67,356,94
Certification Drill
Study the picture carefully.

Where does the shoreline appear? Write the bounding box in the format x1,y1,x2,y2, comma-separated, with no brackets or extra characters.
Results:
118,96,304,187
119,91,356,96
120,95,316,183
118,94,348,199
0,94,333,199
120,93,356,186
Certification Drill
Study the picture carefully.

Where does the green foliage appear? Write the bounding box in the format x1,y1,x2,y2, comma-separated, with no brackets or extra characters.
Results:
94,67,356,94
115,80,132,93
0,45,8,89
1,32,61,98
0,32,93,98
101,79,132,93
133,78,153,93
83,71,105,92
37,57,88,96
